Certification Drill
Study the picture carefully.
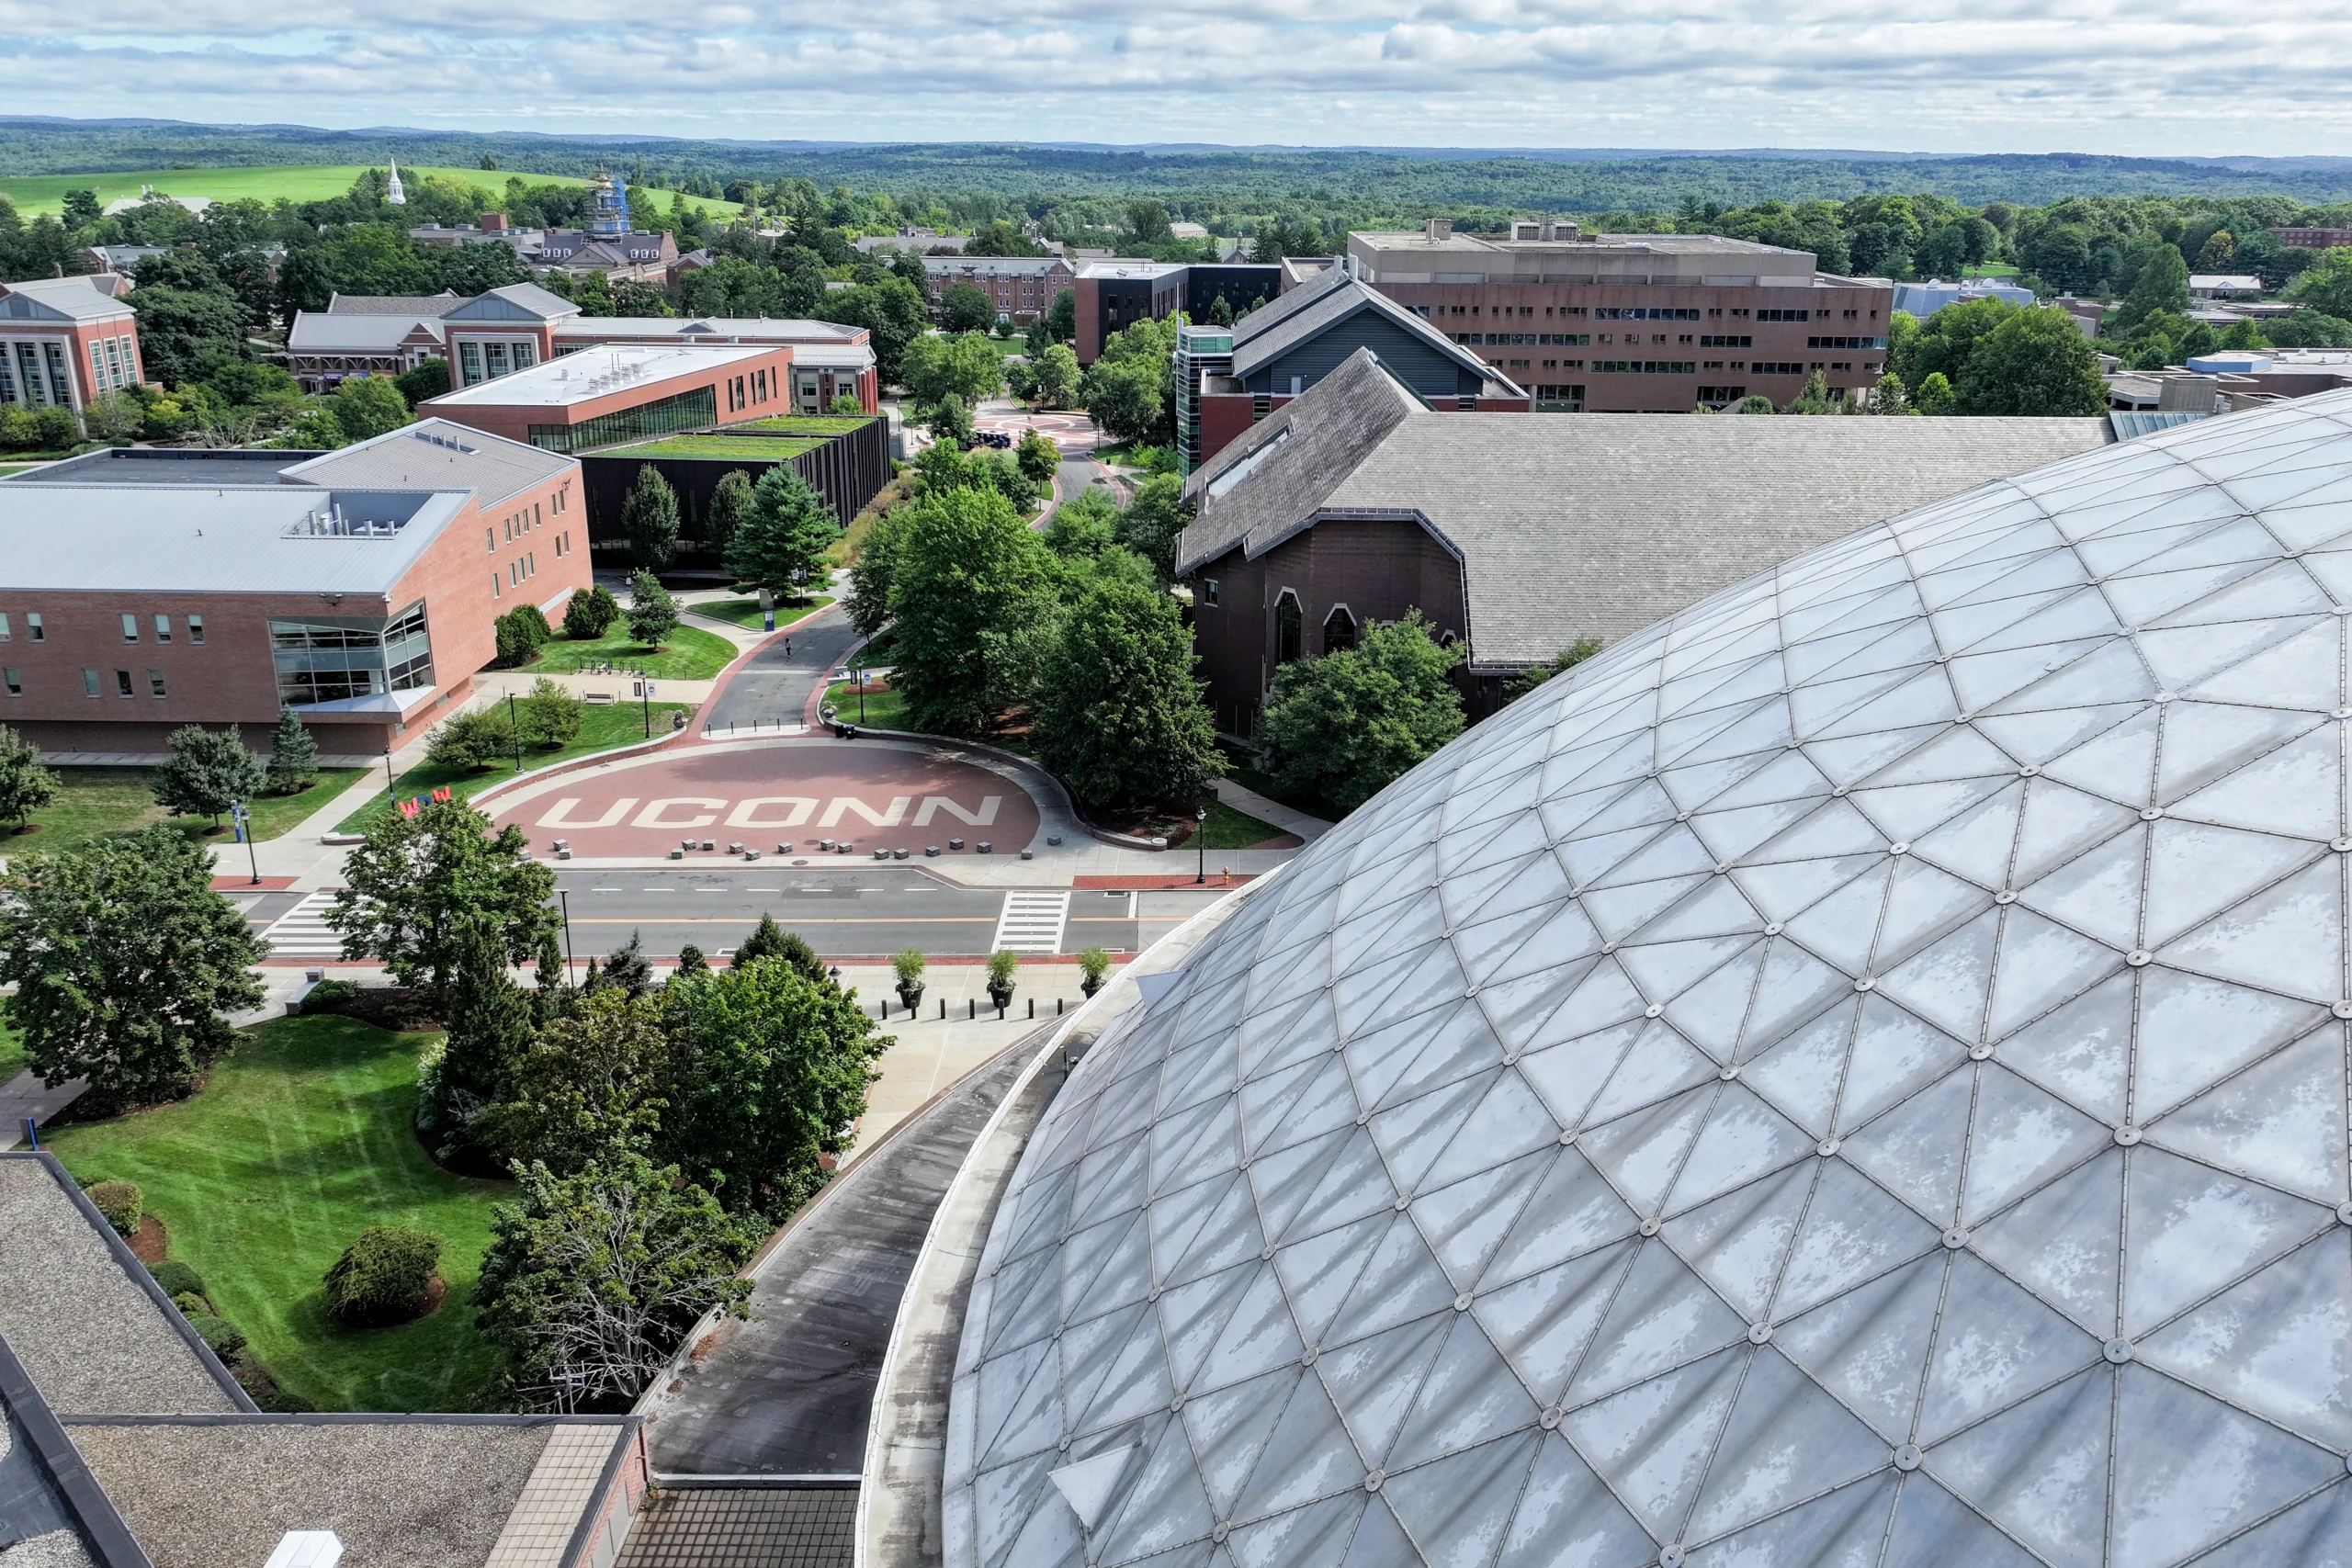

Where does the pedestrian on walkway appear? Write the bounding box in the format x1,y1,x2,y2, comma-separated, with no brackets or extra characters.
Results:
784,637,792,656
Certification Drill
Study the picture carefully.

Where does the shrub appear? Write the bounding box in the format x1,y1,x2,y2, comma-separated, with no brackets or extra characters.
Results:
425,707,517,771
1078,946,1112,986
147,1258,207,1299
891,947,926,987
85,1179,142,1237
986,949,1019,996
172,1291,208,1314
186,1314,247,1359
300,977,359,1014
563,584,621,640
627,570,680,649
493,604,551,668
322,1224,445,1325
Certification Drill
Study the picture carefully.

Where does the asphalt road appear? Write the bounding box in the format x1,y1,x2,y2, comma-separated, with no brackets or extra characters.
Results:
550,865,1215,960
698,600,865,731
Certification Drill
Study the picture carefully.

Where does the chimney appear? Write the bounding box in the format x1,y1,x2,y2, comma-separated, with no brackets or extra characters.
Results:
1423,219,1453,243
481,211,508,233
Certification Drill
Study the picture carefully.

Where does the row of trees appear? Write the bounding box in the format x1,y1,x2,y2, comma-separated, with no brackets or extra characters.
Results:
616,462,841,583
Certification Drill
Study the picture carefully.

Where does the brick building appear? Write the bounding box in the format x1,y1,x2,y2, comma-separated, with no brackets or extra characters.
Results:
419,340,860,453
1070,260,1285,362
285,290,469,393
0,275,144,413
922,255,1076,326
0,420,587,760
1177,350,2115,733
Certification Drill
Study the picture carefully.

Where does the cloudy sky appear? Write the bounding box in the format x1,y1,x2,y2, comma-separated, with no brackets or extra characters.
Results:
5,0,2346,156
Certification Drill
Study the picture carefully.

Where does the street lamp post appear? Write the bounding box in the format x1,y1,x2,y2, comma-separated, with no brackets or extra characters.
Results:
382,748,396,809
640,675,651,739
1194,806,1208,885
559,889,575,986
233,800,260,885
855,665,867,724
508,692,522,774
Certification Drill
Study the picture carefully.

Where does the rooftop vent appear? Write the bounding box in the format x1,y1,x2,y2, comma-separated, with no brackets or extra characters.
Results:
1423,219,1453,243
413,430,476,454
287,502,403,539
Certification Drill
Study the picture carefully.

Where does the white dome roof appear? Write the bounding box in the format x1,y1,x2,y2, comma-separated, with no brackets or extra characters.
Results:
944,397,2352,1568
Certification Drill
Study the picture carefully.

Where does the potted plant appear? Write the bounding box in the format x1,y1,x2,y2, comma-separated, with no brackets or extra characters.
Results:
987,948,1019,1010
1079,946,1112,998
893,946,927,1010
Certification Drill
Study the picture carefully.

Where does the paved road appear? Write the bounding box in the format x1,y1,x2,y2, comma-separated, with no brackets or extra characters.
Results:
699,602,864,732
550,866,1213,960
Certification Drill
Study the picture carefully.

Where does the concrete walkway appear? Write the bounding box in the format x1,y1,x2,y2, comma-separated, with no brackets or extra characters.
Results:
1216,777,1335,840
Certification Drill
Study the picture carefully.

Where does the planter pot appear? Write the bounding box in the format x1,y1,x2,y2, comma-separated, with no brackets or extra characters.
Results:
1081,976,1102,998
988,986,1014,1010
897,984,925,1010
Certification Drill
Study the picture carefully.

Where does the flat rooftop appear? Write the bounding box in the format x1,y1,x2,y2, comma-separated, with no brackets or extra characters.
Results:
552,317,867,343
281,419,577,507
9,447,319,486
424,342,777,409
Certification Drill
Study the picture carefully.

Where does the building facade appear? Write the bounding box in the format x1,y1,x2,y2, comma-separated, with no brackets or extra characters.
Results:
0,422,588,759
922,255,1077,325
1347,220,1894,411
0,275,144,412
1070,261,1286,362
419,341,811,452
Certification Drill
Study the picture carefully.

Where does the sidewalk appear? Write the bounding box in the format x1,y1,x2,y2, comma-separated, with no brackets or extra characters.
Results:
1216,778,1335,840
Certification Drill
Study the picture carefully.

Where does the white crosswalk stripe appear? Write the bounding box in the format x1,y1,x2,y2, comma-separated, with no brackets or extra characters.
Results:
990,890,1071,955
261,890,346,958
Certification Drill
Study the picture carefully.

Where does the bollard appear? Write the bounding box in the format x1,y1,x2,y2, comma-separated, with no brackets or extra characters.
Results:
938,998,945,1020
1057,998,1064,1015
968,998,976,1020
1029,998,1035,1020
998,1002,1006,1020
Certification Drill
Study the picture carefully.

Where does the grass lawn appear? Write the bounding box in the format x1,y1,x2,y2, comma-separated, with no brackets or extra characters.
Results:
823,678,907,730
1197,797,1286,849
42,1015,514,1412
609,435,820,461
335,702,689,833
526,622,737,681
689,596,835,631
0,1017,21,1085
734,414,875,437
6,766,368,858
1221,748,1343,825
0,164,741,219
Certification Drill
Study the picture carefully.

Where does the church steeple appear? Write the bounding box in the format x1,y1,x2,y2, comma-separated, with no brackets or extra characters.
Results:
386,158,406,207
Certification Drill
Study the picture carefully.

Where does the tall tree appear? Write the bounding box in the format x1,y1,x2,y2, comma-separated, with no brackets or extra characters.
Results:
473,1148,752,1411
888,486,1056,736
329,799,560,998
0,724,58,829
706,468,754,564
152,726,266,829
844,507,908,639
621,466,681,572
0,825,263,1113
1031,343,1081,408
938,281,996,333
331,375,411,443
265,707,319,795
724,466,839,599
1030,581,1224,810
423,915,537,1160
1114,473,1188,584
481,987,671,1172
1955,309,2109,415
2115,243,2190,331
1257,612,1465,813
626,570,680,649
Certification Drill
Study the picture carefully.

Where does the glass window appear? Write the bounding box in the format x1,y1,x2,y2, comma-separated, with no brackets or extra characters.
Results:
0,613,10,641
492,573,501,600
2,669,17,697
148,669,166,699
82,669,98,698
154,614,171,642
1275,592,1303,665
487,342,512,378
459,342,484,384
120,613,139,642
1202,579,1220,607
1324,605,1358,652
268,601,433,706
115,670,133,698
486,527,495,553
187,615,203,645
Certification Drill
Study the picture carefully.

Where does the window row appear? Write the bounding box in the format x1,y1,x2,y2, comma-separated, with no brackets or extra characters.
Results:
0,611,204,645
1806,335,1889,349
1589,360,1700,374
4,668,177,699
269,603,433,707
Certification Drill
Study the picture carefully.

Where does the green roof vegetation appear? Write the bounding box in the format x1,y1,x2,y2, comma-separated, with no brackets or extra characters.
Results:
607,435,821,460
734,414,875,436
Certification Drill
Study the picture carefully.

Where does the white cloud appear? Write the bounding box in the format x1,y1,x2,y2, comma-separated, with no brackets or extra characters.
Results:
1,0,2348,153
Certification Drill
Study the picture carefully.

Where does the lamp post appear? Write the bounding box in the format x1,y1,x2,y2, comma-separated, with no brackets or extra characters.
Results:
382,748,396,809
854,664,867,724
507,692,522,774
640,676,651,739
559,889,575,986
233,800,260,886
1194,805,1208,885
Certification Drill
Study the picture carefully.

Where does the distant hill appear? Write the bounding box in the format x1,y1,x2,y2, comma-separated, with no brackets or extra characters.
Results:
9,116,2352,209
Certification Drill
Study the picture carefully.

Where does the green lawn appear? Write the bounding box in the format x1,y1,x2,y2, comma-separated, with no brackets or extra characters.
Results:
689,596,835,631
43,1015,514,1412
823,678,907,730
526,623,737,681
1222,748,1343,824
733,415,875,437
0,1017,21,1085
1197,796,1286,849
335,702,688,833
0,164,741,219
6,766,368,857
607,435,820,461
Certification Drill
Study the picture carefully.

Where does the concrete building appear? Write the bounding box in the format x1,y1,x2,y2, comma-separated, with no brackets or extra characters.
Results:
1176,348,2112,732
922,254,1076,325
0,1150,649,1568
2107,348,2352,415
0,420,586,759
2272,225,2352,249
0,275,144,412
1890,277,2037,317
1175,266,1528,472
1347,220,1894,411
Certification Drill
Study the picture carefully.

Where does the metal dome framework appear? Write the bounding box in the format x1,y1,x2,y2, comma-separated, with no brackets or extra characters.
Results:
944,396,2352,1568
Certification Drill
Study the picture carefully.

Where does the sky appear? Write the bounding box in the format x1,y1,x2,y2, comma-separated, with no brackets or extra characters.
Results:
5,0,2349,157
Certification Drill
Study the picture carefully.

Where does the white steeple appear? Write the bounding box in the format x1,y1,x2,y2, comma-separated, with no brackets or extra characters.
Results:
386,159,406,207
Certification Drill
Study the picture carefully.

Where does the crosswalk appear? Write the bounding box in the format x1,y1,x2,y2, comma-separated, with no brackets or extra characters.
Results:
261,890,346,958
990,889,1071,954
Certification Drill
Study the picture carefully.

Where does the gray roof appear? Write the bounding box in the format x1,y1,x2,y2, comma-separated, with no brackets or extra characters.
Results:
282,419,574,508
9,447,316,487
445,282,577,322
1180,349,2114,667
1228,270,1517,393
928,256,1071,278
0,277,133,325
552,316,867,344
325,290,471,316
287,312,448,353
0,1158,243,1416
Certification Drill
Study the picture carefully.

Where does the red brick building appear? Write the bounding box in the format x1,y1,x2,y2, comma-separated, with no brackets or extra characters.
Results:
419,340,860,452
0,421,587,760
1347,221,1894,412
0,275,144,414
922,255,1076,326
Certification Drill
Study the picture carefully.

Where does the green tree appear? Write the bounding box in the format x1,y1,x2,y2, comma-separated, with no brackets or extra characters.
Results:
1080,356,1165,446
0,725,58,828
493,604,551,668
130,283,249,386
888,486,1056,736
328,798,560,998
265,707,319,794
1044,486,1118,558
519,678,583,750
562,584,620,640
1031,343,1080,408
938,281,996,333
473,1148,753,1411
1031,581,1224,810
900,333,1005,407
600,930,656,997
727,466,839,598
1503,638,1602,701
1955,309,2109,416
2289,248,2352,319
706,469,753,563
1257,612,1465,813
627,570,681,648
0,826,263,1114
657,956,887,1218
922,392,976,450
1115,472,1189,583
482,987,671,1172
1015,428,1061,485
845,507,907,639
331,375,412,443
731,913,828,983
1914,372,1956,415
420,914,537,1160
621,466,681,572
2196,230,2237,271
1045,288,1076,344
152,726,266,829
426,707,517,772
2115,244,2190,331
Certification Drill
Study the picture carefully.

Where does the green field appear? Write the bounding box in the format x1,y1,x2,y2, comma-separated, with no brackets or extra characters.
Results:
0,164,745,220
609,435,820,461
823,678,907,730
1197,797,1287,850
690,596,835,631
45,1015,514,1412
527,622,736,681
5,766,368,859
734,415,875,437
335,701,689,833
